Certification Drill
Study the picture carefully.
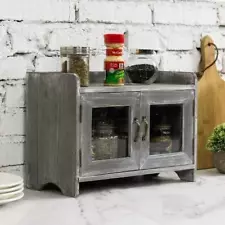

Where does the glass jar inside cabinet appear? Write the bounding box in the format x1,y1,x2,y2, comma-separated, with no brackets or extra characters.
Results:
150,104,182,155
91,107,129,161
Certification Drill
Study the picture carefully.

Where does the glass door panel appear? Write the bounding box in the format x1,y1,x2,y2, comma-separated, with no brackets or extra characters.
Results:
91,106,129,161
140,90,194,169
150,104,182,155
80,92,140,177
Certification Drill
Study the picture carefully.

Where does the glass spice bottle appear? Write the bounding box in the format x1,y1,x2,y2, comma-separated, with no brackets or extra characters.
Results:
60,46,90,87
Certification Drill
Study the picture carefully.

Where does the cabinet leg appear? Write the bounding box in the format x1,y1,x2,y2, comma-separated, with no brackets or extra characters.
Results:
26,178,80,198
60,179,79,198
143,173,160,180
176,169,195,182
151,173,159,177
25,183,43,191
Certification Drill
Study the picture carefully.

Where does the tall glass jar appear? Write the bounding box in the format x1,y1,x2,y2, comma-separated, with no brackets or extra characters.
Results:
60,46,90,87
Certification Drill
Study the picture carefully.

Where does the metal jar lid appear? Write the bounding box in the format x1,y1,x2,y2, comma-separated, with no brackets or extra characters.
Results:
60,46,90,55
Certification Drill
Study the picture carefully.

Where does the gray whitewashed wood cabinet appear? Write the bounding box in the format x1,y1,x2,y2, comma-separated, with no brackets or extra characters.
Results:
25,71,197,197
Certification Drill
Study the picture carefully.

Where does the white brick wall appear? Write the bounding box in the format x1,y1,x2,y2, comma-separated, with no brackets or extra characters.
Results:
0,0,75,22
159,51,201,72
35,56,61,72
0,57,34,80
153,2,218,26
79,0,152,24
48,25,89,51
1,0,225,176
0,109,25,136
5,81,25,108
0,25,11,58
8,23,50,54
0,136,24,167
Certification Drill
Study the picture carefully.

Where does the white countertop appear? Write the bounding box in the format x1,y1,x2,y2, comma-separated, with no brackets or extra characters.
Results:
1,169,225,225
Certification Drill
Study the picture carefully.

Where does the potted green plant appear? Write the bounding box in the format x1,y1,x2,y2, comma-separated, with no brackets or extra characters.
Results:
207,123,225,173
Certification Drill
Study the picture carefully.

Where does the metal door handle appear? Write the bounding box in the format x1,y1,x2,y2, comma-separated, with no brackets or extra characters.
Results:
133,118,140,142
142,116,149,141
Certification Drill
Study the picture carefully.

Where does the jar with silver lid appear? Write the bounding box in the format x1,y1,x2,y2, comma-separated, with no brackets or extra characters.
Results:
92,121,119,161
60,46,90,87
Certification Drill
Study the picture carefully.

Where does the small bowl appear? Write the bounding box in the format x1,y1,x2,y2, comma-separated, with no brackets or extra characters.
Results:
125,64,157,84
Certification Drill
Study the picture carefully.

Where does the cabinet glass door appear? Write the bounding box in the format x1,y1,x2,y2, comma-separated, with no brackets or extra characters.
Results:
80,92,140,177
150,104,182,155
140,90,195,169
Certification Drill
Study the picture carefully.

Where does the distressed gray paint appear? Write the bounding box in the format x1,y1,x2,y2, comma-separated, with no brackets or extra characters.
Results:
80,92,140,177
80,84,195,94
79,164,195,182
25,71,197,197
25,72,80,197
25,72,39,189
140,90,194,169
89,71,196,85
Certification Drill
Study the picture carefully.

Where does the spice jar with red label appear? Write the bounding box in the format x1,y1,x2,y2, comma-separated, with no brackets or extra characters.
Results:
104,34,125,86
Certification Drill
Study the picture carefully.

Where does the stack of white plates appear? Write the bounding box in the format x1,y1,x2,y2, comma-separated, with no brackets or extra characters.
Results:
0,172,24,205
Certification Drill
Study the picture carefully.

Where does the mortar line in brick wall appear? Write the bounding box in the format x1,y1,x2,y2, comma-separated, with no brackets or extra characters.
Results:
0,134,25,136
6,28,13,51
76,21,220,28
77,21,154,26
0,163,24,169
0,79,25,82
42,21,74,24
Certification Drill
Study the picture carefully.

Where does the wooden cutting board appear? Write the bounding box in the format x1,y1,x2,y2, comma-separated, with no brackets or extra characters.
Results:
197,35,225,169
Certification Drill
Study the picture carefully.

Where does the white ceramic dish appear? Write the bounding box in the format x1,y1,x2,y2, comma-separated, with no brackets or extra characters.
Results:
0,192,24,205
0,188,24,200
0,183,24,194
0,172,23,189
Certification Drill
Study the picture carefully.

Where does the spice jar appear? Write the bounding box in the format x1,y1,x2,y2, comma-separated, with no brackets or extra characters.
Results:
150,113,172,154
126,49,158,84
60,46,90,87
92,121,119,161
104,34,125,86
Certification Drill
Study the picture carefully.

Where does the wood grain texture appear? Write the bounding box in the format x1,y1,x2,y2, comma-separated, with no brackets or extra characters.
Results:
176,169,195,182
25,72,80,197
80,84,195,94
79,165,195,182
140,90,195,169
89,71,196,85
26,71,197,197
80,92,140,177
197,36,225,169
25,72,39,189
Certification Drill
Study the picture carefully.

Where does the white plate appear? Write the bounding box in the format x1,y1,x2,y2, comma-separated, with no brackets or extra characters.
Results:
0,188,24,200
0,172,23,189
0,183,24,194
0,192,24,205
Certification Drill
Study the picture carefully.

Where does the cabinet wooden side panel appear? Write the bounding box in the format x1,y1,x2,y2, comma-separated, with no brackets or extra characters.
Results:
38,74,61,188
26,72,80,197
37,73,80,197
57,74,80,196
25,73,39,189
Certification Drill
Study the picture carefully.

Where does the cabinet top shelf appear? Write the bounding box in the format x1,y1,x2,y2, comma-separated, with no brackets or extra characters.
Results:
81,71,197,93
80,83,195,93
26,71,197,94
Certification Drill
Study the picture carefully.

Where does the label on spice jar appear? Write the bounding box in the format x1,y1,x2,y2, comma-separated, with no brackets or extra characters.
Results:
104,61,125,85
106,48,123,56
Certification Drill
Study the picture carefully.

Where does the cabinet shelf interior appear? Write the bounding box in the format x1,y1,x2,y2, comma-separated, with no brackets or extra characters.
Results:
91,106,130,161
